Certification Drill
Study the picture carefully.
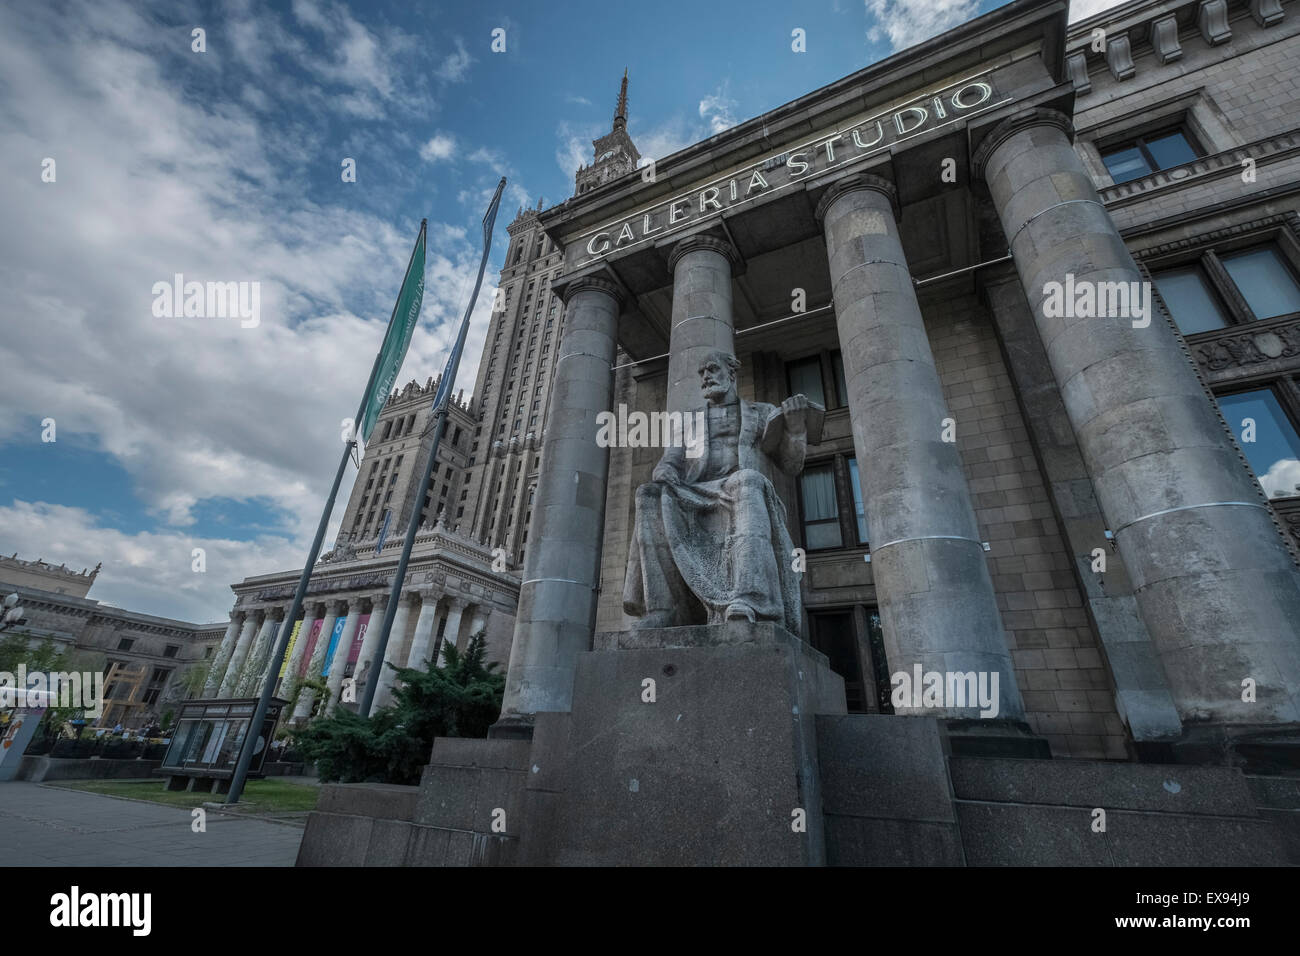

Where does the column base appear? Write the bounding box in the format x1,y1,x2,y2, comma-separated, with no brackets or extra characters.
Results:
488,713,536,741
941,719,1051,759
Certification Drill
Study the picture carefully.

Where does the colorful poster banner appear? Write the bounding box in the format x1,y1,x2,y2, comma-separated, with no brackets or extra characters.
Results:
297,618,324,678
321,617,347,678
278,619,303,679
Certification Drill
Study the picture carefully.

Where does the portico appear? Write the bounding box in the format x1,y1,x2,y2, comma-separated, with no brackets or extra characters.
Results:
496,0,1300,759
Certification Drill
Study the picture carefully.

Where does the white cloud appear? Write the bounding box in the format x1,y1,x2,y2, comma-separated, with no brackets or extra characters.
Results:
698,84,738,136
1068,0,1132,23
0,501,303,624
1259,458,1300,499
865,0,980,52
420,131,457,161
0,0,494,621
436,38,473,82
565,94,593,107
556,119,600,180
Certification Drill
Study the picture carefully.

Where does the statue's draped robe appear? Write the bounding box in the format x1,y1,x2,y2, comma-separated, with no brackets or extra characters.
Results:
623,399,803,634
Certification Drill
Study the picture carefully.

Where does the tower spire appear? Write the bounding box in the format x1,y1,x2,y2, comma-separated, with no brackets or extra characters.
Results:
613,68,628,131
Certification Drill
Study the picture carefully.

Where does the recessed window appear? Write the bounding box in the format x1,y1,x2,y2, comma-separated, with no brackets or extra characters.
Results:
786,356,826,408
847,457,869,545
799,464,842,550
1216,389,1300,499
116,638,134,651
1220,246,1300,320
163,644,179,659
1151,265,1229,334
831,351,849,409
1101,128,1199,184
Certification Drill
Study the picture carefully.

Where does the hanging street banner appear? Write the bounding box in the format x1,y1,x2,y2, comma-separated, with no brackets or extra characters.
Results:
359,223,427,442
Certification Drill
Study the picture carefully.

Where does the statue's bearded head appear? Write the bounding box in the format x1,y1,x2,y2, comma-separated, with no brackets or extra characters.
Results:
698,351,740,405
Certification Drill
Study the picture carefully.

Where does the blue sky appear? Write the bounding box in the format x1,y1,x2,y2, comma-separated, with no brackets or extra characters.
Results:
0,0,1120,622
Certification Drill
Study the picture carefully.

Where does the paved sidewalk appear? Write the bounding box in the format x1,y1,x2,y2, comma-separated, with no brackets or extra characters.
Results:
0,782,304,866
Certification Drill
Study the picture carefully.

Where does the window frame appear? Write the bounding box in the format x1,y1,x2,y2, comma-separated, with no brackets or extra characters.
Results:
1098,124,1201,185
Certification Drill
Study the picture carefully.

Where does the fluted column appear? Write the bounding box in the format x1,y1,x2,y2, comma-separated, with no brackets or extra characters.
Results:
371,594,414,713
279,604,318,696
974,108,1300,725
238,609,281,696
324,602,363,715
497,275,623,729
352,592,388,708
293,600,343,719
204,612,244,696
816,173,1024,722
437,599,466,667
665,234,741,419
405,592,440,671
218,612,261,697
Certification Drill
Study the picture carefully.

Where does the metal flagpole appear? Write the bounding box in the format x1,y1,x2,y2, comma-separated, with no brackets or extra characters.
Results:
359,177,506,717
226,220,428,806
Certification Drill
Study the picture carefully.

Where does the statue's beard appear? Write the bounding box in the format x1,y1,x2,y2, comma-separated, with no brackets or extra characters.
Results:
702,381,731,402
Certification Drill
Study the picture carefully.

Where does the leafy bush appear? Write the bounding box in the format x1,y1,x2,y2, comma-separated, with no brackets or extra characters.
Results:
295,634,505,785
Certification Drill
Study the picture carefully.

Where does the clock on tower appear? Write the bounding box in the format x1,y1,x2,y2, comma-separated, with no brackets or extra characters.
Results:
574,69,641,196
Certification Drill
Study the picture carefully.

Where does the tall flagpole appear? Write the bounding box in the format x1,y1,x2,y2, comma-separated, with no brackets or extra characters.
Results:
360,177,506,717
226,219,428,806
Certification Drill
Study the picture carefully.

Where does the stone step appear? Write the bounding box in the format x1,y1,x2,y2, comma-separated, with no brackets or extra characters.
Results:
956,802,1287,866
949,755,1258,817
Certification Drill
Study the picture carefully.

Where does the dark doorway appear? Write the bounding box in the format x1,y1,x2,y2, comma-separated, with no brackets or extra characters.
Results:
809,611,865,713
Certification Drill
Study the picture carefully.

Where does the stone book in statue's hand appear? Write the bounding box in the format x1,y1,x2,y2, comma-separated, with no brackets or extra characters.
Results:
760,395,825,459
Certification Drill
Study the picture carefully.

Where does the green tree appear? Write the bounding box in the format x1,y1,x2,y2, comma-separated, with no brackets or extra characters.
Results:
295,633,505,785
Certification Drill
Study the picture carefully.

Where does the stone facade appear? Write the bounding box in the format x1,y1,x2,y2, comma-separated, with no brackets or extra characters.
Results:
298,0,1300,867
496,0,1300,761
0,555,224,729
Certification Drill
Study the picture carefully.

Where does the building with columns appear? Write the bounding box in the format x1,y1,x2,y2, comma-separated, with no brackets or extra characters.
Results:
297,0,1300,866
494,0,1300,762
0,555,224,730
212,377,519,721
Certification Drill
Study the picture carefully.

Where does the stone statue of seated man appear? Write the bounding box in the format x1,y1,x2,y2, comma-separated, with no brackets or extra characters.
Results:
623,350,824,635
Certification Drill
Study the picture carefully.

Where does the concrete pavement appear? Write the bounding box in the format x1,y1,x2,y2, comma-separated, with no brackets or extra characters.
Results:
0,782,304,866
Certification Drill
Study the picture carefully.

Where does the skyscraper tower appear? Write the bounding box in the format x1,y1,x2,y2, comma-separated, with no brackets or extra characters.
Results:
459,73,640,567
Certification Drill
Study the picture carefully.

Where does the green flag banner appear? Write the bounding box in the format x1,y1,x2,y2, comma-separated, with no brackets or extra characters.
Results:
359,222,426,442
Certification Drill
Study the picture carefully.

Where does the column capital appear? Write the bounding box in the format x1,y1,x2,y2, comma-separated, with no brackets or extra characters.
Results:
560,274,625,307
814,173,899,225
666,233,741,274
971,107,1075,182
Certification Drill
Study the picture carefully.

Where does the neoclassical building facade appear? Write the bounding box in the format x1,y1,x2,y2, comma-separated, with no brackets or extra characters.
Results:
210,377,519,720
493,0,1300,765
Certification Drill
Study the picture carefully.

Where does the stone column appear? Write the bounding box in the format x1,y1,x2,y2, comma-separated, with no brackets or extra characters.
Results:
324,602,362,715
204,612,244,696
974,108,1300,725
436,599,466,667
218,612,261,697
405,592,440,671
238,609,282,696
371,595,414,713
496,275,623,729
278,604,318,697
352,592,388,708
816,173,1025,722
253,609,290,695
664,235,741,417
293,600,342,720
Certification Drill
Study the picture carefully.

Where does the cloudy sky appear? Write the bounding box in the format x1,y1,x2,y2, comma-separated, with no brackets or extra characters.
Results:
0,0,1125,624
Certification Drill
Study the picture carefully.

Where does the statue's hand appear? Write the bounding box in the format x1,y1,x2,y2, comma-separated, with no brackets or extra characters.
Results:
652,462,680,484
782,394,809,433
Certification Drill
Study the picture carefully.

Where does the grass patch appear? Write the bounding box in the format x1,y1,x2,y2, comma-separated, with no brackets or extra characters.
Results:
45,778,320,813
